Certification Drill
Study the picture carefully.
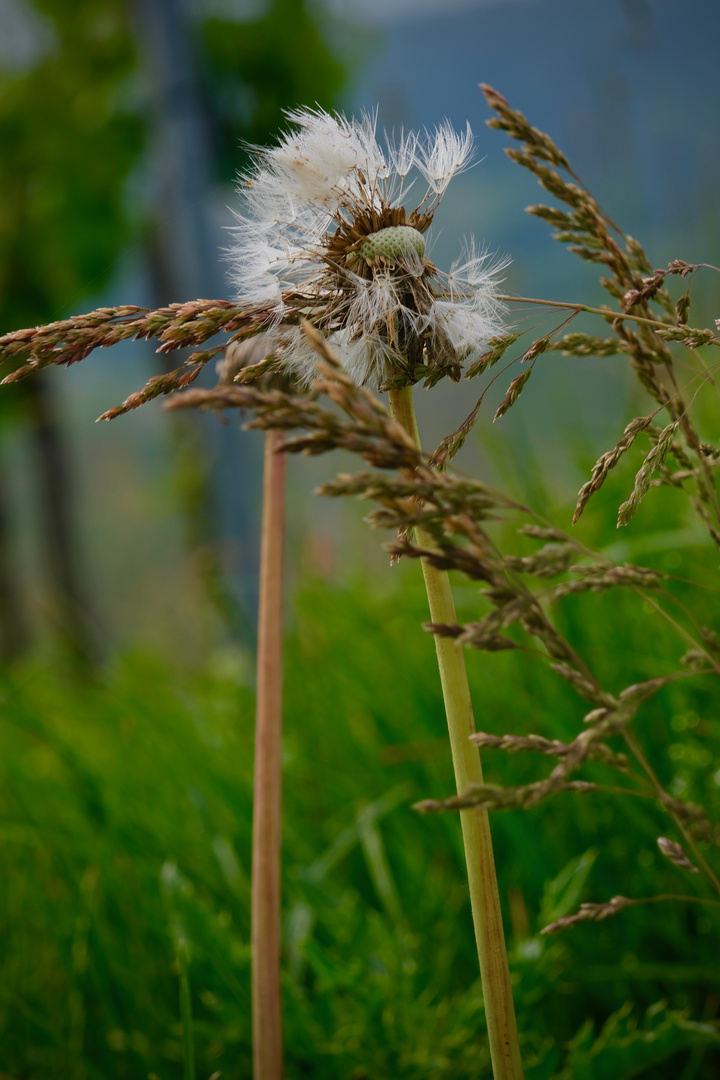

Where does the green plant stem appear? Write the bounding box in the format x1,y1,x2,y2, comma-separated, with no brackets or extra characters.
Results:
388,385,524,1080
252,429,286,1080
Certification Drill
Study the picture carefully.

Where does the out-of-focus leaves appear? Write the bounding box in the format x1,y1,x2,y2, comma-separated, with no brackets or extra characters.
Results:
0,563,719,1076
201,0,350,179
0,0,142,335
552,1002,720,1080
539,848,598,930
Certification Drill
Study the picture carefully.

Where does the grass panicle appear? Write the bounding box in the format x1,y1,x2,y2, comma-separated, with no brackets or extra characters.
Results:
167,318,720,952
481,84,720,545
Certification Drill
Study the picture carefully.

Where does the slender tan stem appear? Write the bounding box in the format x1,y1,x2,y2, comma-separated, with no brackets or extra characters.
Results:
252,429,286,1080
495,294,706,332
388,386,524,1080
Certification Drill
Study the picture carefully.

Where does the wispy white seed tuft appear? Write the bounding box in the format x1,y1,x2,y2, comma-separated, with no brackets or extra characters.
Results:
229,108,508,386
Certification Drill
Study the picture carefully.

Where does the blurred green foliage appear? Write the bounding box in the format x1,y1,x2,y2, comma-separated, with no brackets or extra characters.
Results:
202,0,348,180
0,0,141,333
0,0,347,334
0,0,349,654
1,481,719,1078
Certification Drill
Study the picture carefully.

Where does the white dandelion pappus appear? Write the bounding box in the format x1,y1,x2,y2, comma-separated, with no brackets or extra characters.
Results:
230,107,508,388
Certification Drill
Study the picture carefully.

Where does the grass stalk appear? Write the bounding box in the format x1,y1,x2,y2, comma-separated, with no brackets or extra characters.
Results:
252,428,286,1080
388,385,524,1080
495,294,713,333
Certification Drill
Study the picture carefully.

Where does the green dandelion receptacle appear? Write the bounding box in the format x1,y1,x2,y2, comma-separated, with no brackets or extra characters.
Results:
357,225,426,262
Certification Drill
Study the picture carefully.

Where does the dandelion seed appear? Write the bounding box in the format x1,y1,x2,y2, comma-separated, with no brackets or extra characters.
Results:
416,119,475,194
230,108,508,388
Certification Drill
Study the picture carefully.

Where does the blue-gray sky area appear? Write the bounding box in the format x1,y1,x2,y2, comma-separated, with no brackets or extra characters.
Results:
326,0,525,23
319,0,718,462
339,0,720,276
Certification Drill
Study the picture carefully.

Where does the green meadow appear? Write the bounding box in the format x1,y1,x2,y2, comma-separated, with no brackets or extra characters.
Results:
2,468,719,1077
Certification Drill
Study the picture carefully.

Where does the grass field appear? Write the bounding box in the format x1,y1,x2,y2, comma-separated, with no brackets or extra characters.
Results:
2,464,720,1080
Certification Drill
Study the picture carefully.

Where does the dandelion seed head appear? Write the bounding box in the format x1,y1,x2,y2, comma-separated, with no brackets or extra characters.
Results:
230,107,509,388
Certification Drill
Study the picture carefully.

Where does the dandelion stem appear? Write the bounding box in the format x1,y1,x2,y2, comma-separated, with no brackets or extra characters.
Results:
388,385,524,1080
252,428,286,1080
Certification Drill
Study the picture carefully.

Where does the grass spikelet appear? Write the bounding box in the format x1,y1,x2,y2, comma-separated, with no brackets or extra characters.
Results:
547,332,623,357
480,84,571,170
617,421,681,526
541,893,720,935
657,837,699,874
493,368,532,420
465,332,520,379
573,414,655,523
541,895,634,933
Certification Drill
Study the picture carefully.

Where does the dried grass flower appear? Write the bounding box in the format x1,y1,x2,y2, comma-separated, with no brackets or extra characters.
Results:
230,108,509,388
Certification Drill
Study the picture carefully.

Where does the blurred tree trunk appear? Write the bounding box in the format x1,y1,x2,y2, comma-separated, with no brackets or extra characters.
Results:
130,0,254,641
0,1,142,664
130,0,219,300
0,458,28,662
26,378,98,664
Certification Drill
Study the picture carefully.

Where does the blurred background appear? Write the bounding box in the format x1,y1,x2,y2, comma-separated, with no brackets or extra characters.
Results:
1,0,719,663
2,2,720,1077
